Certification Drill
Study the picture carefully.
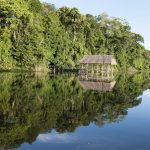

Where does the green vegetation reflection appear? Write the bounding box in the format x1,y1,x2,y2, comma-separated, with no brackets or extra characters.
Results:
0,72,150,149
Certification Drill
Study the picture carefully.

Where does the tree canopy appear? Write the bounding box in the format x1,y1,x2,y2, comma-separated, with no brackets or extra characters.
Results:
0,0,150,71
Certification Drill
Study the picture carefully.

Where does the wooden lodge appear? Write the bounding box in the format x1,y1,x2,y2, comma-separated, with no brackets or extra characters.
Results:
79,55,117,81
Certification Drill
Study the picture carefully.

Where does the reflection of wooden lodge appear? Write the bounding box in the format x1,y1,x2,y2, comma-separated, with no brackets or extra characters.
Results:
79,55,117,81
79,81,116,91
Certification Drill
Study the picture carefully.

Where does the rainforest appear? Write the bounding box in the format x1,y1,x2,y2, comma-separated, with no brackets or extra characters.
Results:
0,0,150,71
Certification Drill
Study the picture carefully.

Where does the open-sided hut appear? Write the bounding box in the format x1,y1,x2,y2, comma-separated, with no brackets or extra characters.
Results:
79,55,117,80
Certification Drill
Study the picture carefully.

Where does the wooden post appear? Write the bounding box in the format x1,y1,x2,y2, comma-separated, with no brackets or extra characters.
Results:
86,64,88,79
92,64,94,80
82,64,83,69
107,65,110,79
111,66,114,79
101,64,104,80
97,64,99,80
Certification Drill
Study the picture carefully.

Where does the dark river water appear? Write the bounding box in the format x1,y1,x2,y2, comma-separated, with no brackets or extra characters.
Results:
0,72,150,150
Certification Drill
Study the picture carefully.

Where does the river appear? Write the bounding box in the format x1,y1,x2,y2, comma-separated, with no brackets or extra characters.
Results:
0,72,149,150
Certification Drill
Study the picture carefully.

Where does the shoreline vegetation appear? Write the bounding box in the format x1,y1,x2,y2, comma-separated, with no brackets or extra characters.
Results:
0,0,150,72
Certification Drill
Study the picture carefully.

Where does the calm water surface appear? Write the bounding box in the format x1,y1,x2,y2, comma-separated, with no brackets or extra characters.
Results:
0,73,150,150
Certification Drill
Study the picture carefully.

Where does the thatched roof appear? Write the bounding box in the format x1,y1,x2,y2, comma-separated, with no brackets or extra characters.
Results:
80,55,117,65
79,81,116,91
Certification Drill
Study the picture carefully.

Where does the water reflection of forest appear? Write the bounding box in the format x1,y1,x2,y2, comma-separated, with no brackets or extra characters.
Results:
0,72,150,149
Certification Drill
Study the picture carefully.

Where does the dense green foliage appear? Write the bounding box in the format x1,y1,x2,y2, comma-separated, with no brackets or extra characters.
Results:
0,72,150,149
0,0,150,70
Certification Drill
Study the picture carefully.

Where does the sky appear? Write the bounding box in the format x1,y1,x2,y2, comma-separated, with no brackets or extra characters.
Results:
40,0,150,50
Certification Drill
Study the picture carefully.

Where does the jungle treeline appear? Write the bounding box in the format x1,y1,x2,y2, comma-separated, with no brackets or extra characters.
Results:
0,0,150,71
